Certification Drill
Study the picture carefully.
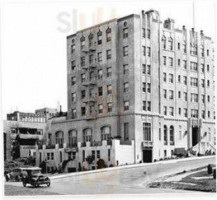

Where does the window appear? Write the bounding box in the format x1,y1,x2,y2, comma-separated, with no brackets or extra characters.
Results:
169,107,174,116
123,28,128,38
108,149,111,161
88,33,93,46
190,62,198,71
81,90,86,99
81,107,86,116
143,123,151,141
163,106,167,115
98,69,103,79
163,73,167,82
169,74,174,83
142,101,146,111
159,123,161,141
47,153,50,160
81,73,86,83
178,75,181,83
81,56,85,66
163,56,166,65
201,79,205,87
178,59,181,66
106,49,111,59
98,104,103,114
190,77,198,87
178,91,181,98
82,150,85,162
56,131,64,145
147,29,151,39
71,60,76,70
97,31,102,45
202,110,205,119
183,76,187,85
208,111,210,118
90,105,95,114
207,80,210,87
169,90,174,100
72,93,76,102
68,130,77,146
124,101,129,111
163,89,167,99
124,82,129,92
124,123,129,140
201,64,205,72
162,36,166,49
71,44,75,54
184,92,187,101
107,103,112,112
202,95,205,103
190,44,197,55
89,71,94,81
71,108,77,119
201,47,204,57
51,153,54,160
183,60,187,69
80,36,85,49
143,46,146,56
97,150,100,159
184,108,188,117
98,52,102,62
169,57,173,67
83,128,92,142
191,109,198,118
89,88,94,97
143,101,151,111
123,64,129,74
207,95,210,103
101,126,111,141
106,27,111,42
168,37,173,50
107,85,112,94
178,42,180,50
123,46,128,56
170,126,174,145
147,83,151,93
147,47,151,57
178,108,182,115
107,67,112,77
164,125,168,145
191,93,198,102
183,41,187,53
142,28,146,38
71,77,76,86
98,87,103,96
207,65,210,72
143,64,151,75
207,49,209,56
89,54,93,64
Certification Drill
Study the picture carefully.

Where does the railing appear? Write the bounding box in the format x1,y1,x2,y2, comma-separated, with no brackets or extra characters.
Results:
120,140,132,145
46,144,55,149
67,143,78,148
58,143,63,148
90,141,102,147
81,142,86,147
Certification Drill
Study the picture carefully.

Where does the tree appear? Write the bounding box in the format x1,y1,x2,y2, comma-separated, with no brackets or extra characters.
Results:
86,155,95,170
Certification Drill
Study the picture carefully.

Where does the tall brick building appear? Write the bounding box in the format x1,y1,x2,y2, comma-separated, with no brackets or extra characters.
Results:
35,10,215,172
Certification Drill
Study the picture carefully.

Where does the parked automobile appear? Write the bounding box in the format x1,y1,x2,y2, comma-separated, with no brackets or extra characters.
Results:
22,167,50,187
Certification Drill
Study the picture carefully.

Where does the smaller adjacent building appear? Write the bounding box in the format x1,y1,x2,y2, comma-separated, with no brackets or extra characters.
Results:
3,108,59,161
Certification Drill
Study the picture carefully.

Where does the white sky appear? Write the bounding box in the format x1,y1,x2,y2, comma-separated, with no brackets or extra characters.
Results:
0,0,216,119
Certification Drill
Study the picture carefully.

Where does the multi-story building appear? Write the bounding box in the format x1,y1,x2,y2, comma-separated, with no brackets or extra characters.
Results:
4,108,58,160
35,10,216,173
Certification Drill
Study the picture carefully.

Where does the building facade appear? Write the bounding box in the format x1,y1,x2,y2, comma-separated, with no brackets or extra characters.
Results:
35,10,216,172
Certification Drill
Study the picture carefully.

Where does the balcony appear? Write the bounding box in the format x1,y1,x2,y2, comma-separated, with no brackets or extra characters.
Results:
81,47,89,53
81,142,86,147
67,143,78,148
107,140,112,146
89,79,97,85
91,141,102,147
58,143,64,148
142,141,153,147
46,144,55,149
89,44,96,51
82,81,89,87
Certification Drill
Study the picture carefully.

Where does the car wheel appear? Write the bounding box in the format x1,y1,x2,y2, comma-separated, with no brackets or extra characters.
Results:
23,182,26,187
47,182,50,187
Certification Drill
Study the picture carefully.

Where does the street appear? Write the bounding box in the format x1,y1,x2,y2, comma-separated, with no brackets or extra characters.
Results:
5,156,216,195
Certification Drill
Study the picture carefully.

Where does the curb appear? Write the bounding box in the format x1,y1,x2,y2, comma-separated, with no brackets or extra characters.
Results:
49,155,216,180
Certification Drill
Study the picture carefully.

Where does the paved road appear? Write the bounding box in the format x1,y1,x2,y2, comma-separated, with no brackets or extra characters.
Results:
5,156,216,195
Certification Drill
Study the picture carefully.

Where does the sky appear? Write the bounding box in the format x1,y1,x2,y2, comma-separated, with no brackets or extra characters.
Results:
0,0,216,119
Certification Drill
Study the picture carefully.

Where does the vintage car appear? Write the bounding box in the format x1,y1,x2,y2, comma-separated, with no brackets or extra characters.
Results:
5,167,29,182
22,167,50,187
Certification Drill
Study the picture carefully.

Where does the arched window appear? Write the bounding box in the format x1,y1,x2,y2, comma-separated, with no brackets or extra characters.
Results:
97,30,102,45
101,126,111,141
106,27,111,42
162,36,166,49
164,125,167,145
80,35,85,49
83,128,92,142
170,125,174,145
68,130,77,147
88,32,93,46
56,131,64,145
168,37,173,51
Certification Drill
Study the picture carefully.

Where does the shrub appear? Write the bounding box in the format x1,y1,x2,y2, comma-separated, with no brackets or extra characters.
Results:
213,169,216,179
109,164,114,167
97,159,106,169
207,164,213,174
